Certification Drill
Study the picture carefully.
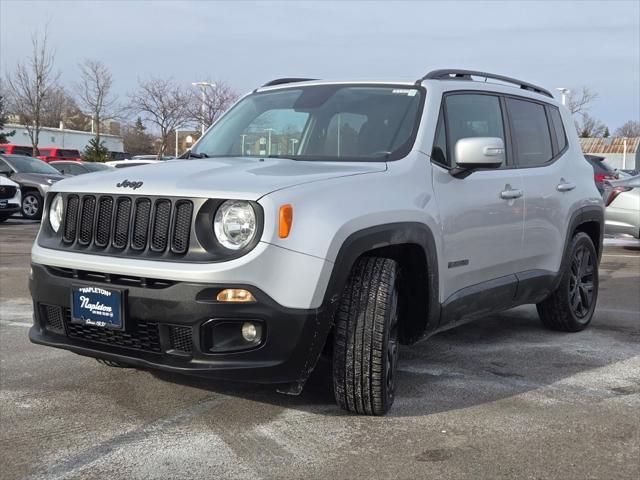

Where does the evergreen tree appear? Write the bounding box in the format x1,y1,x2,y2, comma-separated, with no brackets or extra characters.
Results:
82,137,110,162
0,94,16,144
603,127,610,138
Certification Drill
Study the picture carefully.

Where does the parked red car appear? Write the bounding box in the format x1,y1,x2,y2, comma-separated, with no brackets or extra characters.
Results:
0,144,39,156
37,148,82,162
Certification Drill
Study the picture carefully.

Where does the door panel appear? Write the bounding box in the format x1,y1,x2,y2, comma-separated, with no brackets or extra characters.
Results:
433,164,524,300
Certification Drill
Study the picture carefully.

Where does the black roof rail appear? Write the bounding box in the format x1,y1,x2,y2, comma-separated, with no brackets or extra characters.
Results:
417,69,553,98
261,78,317,88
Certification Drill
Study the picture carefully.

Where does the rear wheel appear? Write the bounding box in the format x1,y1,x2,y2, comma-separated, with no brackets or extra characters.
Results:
537,232,598,332
332,257,400,415
22,191,43,220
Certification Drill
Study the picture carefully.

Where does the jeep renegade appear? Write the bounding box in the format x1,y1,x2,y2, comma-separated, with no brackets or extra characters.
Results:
29,70,604,415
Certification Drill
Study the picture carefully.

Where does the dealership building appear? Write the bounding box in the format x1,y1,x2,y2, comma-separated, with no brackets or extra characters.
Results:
580,137,639,170
4,123,124,154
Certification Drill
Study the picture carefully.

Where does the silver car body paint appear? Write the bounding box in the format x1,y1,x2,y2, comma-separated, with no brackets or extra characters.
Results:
31,78,603,309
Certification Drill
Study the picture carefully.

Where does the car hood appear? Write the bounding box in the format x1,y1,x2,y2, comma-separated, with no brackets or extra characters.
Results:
49,157,387,199
13,172,66,186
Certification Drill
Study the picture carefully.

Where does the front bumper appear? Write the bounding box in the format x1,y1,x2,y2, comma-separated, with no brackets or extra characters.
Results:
0,202,20,216
29,263,333,384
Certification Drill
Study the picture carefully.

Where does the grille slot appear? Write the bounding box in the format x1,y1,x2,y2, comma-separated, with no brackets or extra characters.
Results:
151,199,171,251
169,326,193,353
171,200,193,254
63,195,80,243
78,196,97,245
95,197,114,247
131,198,151,250
42,304,65,334
112,197,132,249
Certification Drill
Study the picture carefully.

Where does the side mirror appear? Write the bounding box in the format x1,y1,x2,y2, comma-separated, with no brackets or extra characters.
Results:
0,168,12,177
451,137,505,178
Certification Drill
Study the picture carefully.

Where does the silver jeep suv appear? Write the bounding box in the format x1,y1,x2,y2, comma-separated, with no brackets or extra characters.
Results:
29,70,604,415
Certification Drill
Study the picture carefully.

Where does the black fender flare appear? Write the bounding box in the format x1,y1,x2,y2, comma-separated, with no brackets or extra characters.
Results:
305,222,440,366
553,205,604,290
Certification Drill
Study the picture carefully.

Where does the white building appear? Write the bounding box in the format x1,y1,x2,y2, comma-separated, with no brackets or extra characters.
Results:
5,123,124,153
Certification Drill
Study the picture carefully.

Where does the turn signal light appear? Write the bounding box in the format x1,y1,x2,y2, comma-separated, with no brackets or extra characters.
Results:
216,289,256,303
279,204,293,238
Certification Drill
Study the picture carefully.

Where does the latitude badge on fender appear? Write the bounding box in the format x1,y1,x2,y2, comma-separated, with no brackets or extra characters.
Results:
116,180,144,190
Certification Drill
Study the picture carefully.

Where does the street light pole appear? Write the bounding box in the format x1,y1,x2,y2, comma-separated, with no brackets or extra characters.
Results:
556,87,571,106
191,81,216,134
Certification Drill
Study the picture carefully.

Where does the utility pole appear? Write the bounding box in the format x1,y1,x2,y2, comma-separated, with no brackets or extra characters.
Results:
191,82,216,134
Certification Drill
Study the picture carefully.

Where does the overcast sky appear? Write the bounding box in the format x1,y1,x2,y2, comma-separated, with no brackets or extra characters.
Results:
1,0,638,130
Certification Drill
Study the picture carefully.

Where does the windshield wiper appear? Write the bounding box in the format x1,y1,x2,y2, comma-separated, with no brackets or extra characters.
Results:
180,151,209,159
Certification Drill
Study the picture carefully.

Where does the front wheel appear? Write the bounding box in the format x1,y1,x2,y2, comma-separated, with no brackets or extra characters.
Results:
332,257,400,415
537,232,599,332
22,191,43,220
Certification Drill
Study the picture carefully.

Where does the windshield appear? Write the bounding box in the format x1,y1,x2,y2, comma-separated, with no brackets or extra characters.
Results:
192,84,424,162
84,162,112,172
3,155,61,174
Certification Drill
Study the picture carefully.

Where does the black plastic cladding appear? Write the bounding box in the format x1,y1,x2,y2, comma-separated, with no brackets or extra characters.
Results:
39,193,264,263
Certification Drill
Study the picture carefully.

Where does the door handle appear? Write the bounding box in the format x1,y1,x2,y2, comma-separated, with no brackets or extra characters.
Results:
500,188,523,200
557,181,576,192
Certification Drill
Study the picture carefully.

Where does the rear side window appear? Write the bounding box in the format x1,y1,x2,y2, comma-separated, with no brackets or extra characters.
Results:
548,107,567,152
59,150,80,157
507,98,553,167
39,148,52,156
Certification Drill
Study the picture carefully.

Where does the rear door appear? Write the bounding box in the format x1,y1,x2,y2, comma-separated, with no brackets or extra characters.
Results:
506,98,573,276
431,92,524,307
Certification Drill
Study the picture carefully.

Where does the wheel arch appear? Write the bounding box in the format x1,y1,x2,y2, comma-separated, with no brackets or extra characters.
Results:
321,222,440,345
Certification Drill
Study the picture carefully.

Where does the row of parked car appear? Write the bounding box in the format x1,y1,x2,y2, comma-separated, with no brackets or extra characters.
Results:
0,144,177,221
0,145,638,237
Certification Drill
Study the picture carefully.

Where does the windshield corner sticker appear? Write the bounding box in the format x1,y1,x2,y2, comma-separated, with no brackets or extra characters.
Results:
392,89,418,96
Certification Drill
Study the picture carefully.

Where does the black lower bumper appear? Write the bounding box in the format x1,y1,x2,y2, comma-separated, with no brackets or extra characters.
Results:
28,263,333,384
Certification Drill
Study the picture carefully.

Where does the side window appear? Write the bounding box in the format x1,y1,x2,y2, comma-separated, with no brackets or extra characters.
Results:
67,163,86,175
431,110,448,166
507,98,553,167
444,94,506,166
549,107,567,152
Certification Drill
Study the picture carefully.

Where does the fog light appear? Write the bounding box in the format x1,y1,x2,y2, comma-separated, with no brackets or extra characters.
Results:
216,289,256,303
241,322,261,342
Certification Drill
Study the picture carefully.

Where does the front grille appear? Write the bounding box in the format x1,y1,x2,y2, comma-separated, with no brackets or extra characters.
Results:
0,185,17,199
62,194,193,255
41,304,161,353
169,326,193,353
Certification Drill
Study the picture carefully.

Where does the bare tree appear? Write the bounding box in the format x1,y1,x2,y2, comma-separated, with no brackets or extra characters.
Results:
5,28,59,155
40,85,90,130
576,113,606,138
614,120,640,138
188,80,238,130
75,59,118,144
567,87,599,115
128,77,190,158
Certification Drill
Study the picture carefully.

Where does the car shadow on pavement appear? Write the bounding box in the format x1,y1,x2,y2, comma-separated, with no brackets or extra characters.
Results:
149,295,639,418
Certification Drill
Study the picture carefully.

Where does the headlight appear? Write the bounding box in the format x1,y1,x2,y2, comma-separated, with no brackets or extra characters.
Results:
213,200,257,250
49,194,63,233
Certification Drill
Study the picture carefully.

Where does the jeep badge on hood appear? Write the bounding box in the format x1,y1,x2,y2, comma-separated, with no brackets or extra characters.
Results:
116,180,143,189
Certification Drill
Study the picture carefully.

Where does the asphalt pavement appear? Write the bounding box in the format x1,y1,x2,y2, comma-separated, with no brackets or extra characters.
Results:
1,218,639,480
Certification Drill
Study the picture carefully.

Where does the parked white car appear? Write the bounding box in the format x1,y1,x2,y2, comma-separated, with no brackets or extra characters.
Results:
0,174,21,222
604,173,640,238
